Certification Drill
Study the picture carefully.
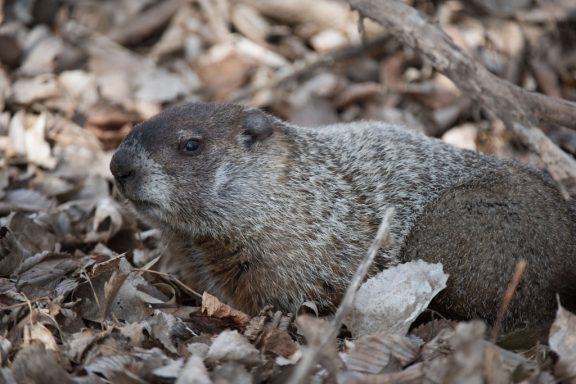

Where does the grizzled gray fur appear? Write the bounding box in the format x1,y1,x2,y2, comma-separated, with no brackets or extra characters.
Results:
110,102,576,332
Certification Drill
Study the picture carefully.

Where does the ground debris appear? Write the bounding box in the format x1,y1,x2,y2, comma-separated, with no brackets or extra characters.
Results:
1,0,575,382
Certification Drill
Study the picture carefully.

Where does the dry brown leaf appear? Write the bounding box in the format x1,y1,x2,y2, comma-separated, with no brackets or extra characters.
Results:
12,341,73,384
241,0,354,35
11,75,60,105
85,197,124,243
9,211,55,253
410,318,457,343
23,322,58,351
345,261,448,337
442,124,479,151
201,291,250,326
296,315,340,375
470,0,531,16
107,0,181,46
0,335,12,364
25,113,57,169
380,51,406,90
259,328,298,358
406,75,461,110
4,188,52,212
196,44,252,100
12,112,57,169
0,67,10,109
231,3,270,45
153,357,184,380
117,322,148,348
84,353,139,381
549,302,576,382
20,25,63,76
74,256,128,322
17,252,86,299
442,321,511,384
145,310,183,354
0,31,21,69
135,67,200,104
67,328,113,363
233,35,288,68
339,361,424,384
206,330,261,365
212,362,253,384
310,29,348,53
107,277,158,323
244,315,267,341
175,355,211,384
342,334,422,374
0,225,28,276
334,82,382,109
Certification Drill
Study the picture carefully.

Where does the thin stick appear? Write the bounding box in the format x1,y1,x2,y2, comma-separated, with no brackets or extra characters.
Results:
490,259,527,343
484,259,527,384
287,208,395,384
348,0,576,191
133,268,203,298
227,36,389,103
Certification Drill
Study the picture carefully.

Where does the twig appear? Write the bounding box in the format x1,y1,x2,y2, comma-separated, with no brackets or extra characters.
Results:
227,36,389,103
287,208,395,384
108,0,182,46
489,259,527,344
133,268,203,298
347,0,576,192
81,270,101,309
1,296,51,310
484,259,527,384
198,0,230,44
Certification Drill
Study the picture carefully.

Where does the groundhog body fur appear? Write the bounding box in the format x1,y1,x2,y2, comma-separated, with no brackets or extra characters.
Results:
110,102,576,332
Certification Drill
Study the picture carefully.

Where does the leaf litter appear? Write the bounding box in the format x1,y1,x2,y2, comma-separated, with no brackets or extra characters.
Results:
1,0,576,382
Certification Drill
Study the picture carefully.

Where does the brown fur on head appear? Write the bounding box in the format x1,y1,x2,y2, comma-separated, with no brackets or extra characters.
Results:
110,103,289,238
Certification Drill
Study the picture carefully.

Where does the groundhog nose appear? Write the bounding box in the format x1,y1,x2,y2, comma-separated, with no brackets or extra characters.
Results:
110,149,136,184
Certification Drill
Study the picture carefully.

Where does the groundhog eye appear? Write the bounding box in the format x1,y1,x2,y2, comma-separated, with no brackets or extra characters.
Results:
181,139,201,154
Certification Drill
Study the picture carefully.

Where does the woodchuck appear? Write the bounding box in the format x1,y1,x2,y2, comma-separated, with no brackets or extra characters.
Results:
110,102,576,332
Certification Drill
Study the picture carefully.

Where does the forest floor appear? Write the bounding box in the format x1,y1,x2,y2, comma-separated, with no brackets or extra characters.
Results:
1,0,576,383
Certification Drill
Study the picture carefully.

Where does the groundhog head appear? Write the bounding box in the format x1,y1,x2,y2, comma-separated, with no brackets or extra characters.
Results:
110,102,286,236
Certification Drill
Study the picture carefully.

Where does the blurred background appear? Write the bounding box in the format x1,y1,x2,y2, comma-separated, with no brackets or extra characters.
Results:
1,1,576,380
0,0,575,213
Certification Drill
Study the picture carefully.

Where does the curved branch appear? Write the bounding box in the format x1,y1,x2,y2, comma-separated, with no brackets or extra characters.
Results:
348,0,576,191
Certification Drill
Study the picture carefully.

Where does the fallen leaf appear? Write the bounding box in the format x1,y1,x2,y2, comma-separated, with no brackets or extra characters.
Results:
12,342,73,384
259,328,299,358
20,25,63,76
11,75,60,105
196,44,251,100
344,260,448,337
202,291,250,326
549,302,576,382
23,322,58,351
67,328,113,363
153,357,184,380
175,355,211,384
342,334,422,374
206,330,261,365
145,310,183,354
4,188,53,212
135,67,200,104
442,124,479,151
85,197,124,243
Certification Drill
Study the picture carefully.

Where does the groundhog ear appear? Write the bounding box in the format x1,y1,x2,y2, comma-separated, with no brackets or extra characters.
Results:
242,109,274,145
